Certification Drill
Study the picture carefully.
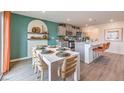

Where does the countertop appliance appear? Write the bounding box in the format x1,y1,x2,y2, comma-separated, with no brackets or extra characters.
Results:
68,40,75,50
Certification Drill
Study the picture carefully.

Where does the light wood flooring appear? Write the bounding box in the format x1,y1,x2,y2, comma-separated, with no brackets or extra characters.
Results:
1,53,124,81
1,59,40,81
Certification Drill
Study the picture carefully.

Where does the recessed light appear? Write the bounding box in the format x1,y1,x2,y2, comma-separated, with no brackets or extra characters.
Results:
85,24,88,27
110,19,114,22
67,18,70,21
42,11,46,13
89,18,93,22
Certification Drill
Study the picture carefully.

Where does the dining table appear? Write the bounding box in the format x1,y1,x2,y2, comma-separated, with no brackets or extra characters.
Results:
34,46,80,81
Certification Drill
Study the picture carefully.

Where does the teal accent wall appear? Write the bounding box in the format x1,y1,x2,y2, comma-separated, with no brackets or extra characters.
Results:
10,13,58,60
44,20,58,45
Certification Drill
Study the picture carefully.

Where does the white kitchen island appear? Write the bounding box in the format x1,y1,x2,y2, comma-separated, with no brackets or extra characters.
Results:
75,42,102,64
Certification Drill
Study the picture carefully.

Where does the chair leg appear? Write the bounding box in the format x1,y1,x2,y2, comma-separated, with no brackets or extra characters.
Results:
93,51,95,59
62,78,66,81
63,78,66,81
37,70,40,79
34,65,38,74
32,65,34,69
40,70,44,81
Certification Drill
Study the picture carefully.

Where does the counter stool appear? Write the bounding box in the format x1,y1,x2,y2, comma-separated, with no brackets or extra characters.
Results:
92,42,110,58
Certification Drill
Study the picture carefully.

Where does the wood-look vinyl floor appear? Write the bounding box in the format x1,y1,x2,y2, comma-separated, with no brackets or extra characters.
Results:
2,53,124,81
2,59,39,81
80,53,124,81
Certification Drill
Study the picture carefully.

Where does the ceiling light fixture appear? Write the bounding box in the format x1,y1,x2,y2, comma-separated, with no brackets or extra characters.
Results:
67,18,70,21
110,19,114,22
85,24,88,27
89,18,93,22
42,11,46,13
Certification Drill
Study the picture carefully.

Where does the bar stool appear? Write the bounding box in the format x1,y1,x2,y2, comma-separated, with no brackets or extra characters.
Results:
92,42,110,57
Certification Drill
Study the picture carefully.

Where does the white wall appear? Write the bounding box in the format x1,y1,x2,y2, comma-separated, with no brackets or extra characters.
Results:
82,21,124,55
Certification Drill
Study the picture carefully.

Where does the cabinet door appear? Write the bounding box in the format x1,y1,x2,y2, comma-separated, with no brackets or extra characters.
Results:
73,28,77,36
58,26,66,35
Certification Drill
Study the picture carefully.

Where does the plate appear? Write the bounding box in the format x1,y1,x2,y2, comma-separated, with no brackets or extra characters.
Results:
56,47,67,51
56,52,70,57
41,50,54,54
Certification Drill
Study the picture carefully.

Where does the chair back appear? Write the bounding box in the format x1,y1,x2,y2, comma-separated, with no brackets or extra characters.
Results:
106,42,110,49
32,49,37,58
60,56,78,80
102,42,110,49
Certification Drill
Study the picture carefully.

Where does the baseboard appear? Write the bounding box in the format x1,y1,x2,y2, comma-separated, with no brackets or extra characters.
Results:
10,57,31,62
105,50,124,55
0,73,3,81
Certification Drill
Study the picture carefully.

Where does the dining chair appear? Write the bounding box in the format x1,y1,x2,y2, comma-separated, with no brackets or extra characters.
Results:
32,49,47,80
58,55,78,81
35,54,48,80
32,49,37,73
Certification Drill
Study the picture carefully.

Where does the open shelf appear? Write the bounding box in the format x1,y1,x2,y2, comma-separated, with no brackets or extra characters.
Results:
28,38,48,40
28,32,48,35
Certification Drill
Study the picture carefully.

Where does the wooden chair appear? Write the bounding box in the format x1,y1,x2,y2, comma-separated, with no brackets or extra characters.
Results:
58,56,78,81
35,55,48,80
32,49,38,73
36,55,48,80
32,49,47,80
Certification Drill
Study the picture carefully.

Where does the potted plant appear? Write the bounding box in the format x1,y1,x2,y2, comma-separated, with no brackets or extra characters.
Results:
85,36,90,43
58,35,65,41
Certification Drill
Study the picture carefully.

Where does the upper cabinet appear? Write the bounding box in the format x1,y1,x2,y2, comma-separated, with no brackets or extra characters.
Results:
58,23,81,36
58,24,66,36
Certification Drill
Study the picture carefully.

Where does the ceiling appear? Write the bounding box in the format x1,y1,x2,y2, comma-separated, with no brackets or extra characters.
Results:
13,11,124,27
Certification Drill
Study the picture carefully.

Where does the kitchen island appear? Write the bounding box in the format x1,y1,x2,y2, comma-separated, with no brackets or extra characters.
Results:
75,42,102,64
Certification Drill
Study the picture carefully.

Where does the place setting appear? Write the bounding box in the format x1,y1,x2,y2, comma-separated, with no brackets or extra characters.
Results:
55,47,71,57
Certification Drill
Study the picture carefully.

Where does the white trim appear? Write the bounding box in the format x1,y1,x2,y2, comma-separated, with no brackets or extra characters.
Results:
10,57,31,62
106,51,124,55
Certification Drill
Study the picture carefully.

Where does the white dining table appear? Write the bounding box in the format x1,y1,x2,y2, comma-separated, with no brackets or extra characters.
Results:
34,47,80,81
